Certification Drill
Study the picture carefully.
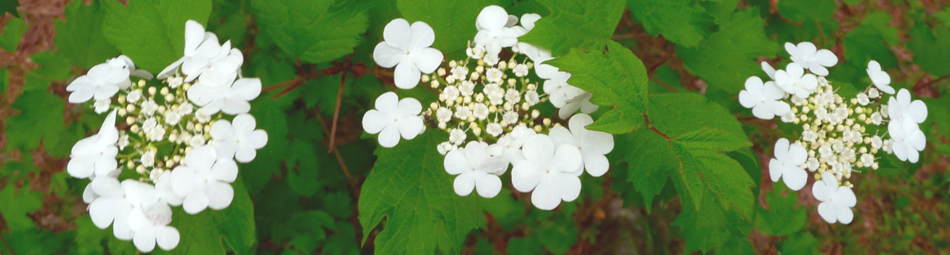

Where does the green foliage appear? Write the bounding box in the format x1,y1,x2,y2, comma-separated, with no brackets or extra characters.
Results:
550,41,648,134
755,186,807,236
777,0,836,24
55,0,121,69
102,0,213,72
5,89,66,152
0,17,26,52
397,0,508,54
908,25,950,77
0,183,42,231
843,12,898,69
677,8,779,93
520,0,626,56
161,179,256,255
627,0,707,47
358,132,483,255
251,0,371,64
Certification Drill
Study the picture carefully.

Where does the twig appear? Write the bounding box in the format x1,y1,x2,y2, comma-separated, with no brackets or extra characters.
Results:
328,60,350,153
0,231,16,255
313,107,358,194
921,73,950,88
261,77,303,93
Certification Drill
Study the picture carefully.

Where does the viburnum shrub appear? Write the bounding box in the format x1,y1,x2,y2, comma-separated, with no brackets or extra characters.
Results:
364,6,614,210
742,42,927,224
65,20,267,252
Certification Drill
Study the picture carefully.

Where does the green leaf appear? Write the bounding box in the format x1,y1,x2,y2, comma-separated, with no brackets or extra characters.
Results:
0,183,42,231
243,100,289,194
72,215,108,255
101,0,212,72
646,92,745,138
755,185,807,236
671,128,754,214
779,232,821,255
30,51,71,80
5,90,66,152
843,14,898,69
620,128,675,212
627,0,707,47
670,190,731,254
677,8,778,93
908,25,950,77
251,0,370,64
0,17,26,52
161,179,256,255
520,0,626,56
549,41,647,134
397,0,508,54
287,140,321,197
358,132,483,255
777,0,835,23
55,0,122,69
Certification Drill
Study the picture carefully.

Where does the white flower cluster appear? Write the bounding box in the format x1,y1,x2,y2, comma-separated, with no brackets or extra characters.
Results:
364,6,613,210
740,42,928,224
65,20,268,252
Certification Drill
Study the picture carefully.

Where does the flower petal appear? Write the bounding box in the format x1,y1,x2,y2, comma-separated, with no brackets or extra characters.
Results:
783,166,807,191
362,110,388,134
410,47,444,74
182,191,210,214
156,227,180,250
553,173,581,202
522,134,554,163
372,42,406,68
133,229,157,253
531,177,561,210
206,182,234,210
383,18,412,50
817,202,837,223
582,152,609,177
444,149,470,175
835,205,854,224
408,21,436,50
476,5,509,31
511,161,541,192
453,172,476,196
474,173,502,198
378,124,401,148
393,60,421,89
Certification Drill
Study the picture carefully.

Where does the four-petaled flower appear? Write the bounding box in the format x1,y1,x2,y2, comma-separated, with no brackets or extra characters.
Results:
511,134,583,210
888,118,926,163
67,56,138,103
474,5,525,57
67,110,119,178
739,76,790,120
769,138,808,191
444,141,507,198
549,114,614,177
887,88,928,127
210,113,269,163
128,203,180,253
785,42,838,76
158,20,231,82
866,60,894,94
170,146,238,214
812,172,857,224
373,18,444,89
362,92,425,148
774,63,818,98
188,77,262,115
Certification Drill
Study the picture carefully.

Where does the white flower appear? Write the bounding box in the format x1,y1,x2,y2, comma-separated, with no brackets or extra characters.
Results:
449,128,467,145
149,125,166,142
362,92,424,148
806,157,819,171
118,134,129,150
195,110,211,123
812,172,857,224
66,59,133,103
513,64,529,77
502,111,518,125
496,125,536,163
444,142,507,198
856,93,870,106
454,105,472,120
739,76,791,120
459,80,475,96
178,102,194,116
512,14,545,61
158,20,229,82
474,6,524,57
193,48,243,88
164,111,181,125
543,71,583,108
860,154,874,167
67,110,119,179
558,92,598,119
868,87,880,98
170,146,238,214
436,107,453,123
127,90,142,103
888,118,926,163
871,135,883,149
785,42,838,76
761,61,776,80
210,114,268,163
442,85,460,102
769,138,808,191
524,90,540,105
94,99,111,113
128,203,180,253
142,118,157,133
189,134,206,147
473,103,489,120
87,177,136,240
512,134,583,210
486,123,503,137
168,77,184,89
887,89,928,126
154,172,183,206
141,150,156,168
774,63,818,98
548,114,614,177
188,77,262,115
110,55,153,81
485,68,504,83
866,60,894,94
141,100,158,116
505,89,520,104
373,18,444,89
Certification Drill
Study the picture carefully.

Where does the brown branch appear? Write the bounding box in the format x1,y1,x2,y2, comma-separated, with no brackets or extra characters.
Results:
313,107,358,195
328,70,347,153
920,73,950,88
0,231,16,255
261,77,304,93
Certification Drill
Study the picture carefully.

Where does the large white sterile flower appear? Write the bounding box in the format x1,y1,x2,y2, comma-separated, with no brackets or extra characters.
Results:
128,204,179,253
549,114,614,177
512,14,545,60
444,142,507,198
475,6,526,57
68,110,119,179
210,114,268,163
785,42,838,76
888,118,926,163
66,58,132,103
761,61,776,80
158,20,230,81
110,55,154,82
769,138,808,191
494,125,537,163
373,19,444,89
193,48,244,88
774,63,818,98
739,76,790,120
812,172,857,224
866,60,894,94
89,178,162,240
188,77,261,115
558,92,598,119
154,172,183,206
362,92,425,148
511,134,583,210
887,88,928,126
170,146,238,214
543,71,584,108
